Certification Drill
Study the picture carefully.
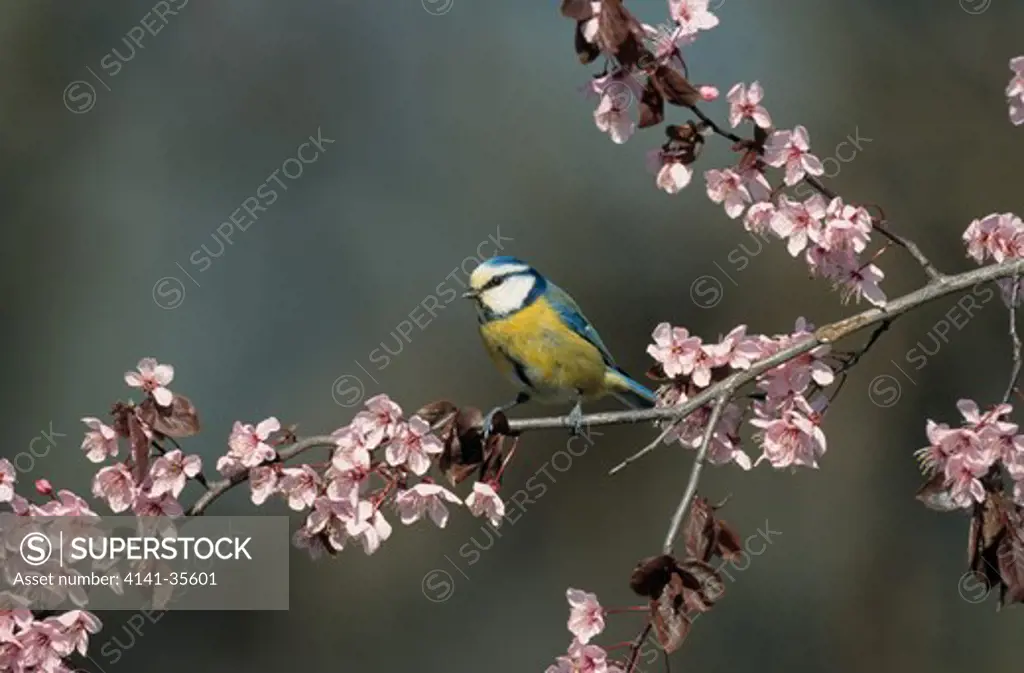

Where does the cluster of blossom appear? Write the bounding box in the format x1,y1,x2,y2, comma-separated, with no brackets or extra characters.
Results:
647,318,831,470
574,0,887,307
0,607,102,673
546,589,626,673
0,460,103,672
1008,56,1023,127
962,211,1024,306
217,394,507,557
86,358,202,518
916,399,1024,509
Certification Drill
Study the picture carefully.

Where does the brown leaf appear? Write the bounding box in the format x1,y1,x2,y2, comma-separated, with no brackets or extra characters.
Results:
638,82,664,129
713,516,744,562
996,525,1024,606
138,395,201,438
650,573,691,654
560,0,594,20
414,400,458,427
678,559,725,613
438,407,503,486
650,65,701,107
684,497,715,562
915,474,961,512
127,412,150,482
594,0,649,68
573,22,601,64
630,554,677,599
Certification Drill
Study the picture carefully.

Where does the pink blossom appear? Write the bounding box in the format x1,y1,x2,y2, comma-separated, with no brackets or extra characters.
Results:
346,500,393,555
304,496,357,552
326,447,371,505
124,357,175,407
395,483,462,527
132,491,183,519
822,198,873,253
705,168,751,219
548,640,621,673
466,482,506,528
764,126,824,186
384,416,443,476
0,459,14,503
710,325,764,370
962,212,1024,263
34,479,53,496
353,393,403,447
743,201,776,233
1008,56,1024,126
945,453,988,508
92,464,136,512
279,465,320,511
740,165,773,203
249,465,280,505
15,621,72,670
53,610,101,656
771,194,827,256
823,251,887,307
148,450,201,498
80,417,118,463
30,489,97,519
647,322,701,379
221,417,279,472
751,397,827,469
670,0,719,37
593,91,635,145
566,588,605,644
698,85,719,101
727,82,772,128
648,150,693,194
707,403,752,469
641,22,694,59
332,424,374,471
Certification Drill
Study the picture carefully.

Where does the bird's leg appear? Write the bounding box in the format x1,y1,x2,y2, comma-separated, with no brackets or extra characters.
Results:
483,391,530,442
567,394,585,437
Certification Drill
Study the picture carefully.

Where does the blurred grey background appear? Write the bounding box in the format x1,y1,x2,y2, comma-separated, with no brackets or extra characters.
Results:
3,0,1024,671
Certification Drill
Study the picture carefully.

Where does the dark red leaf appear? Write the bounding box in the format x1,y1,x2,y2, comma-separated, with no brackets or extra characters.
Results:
414,400,458,427
650,573,691,654
560,0,594,20
678,559,725,613
573,22,601,64
138,395,200,438
638,82,664,129
997,526,1024,606
713,516,744,562
127,412,150,482
438,407,504,486
915,474,961,512
650,65,700,107
684,497,715,562
630,554,676,599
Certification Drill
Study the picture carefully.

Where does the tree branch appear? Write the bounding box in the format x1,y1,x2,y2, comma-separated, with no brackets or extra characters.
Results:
187,435,338,516
1003,276,1022,404
662,392,729,554
501,258,1024,443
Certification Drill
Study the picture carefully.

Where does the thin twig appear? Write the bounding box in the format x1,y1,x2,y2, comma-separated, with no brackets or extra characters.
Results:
624,622,654,673
1003,275,1022,404
609,421,680,475
662,393,729,554
187,435,338,516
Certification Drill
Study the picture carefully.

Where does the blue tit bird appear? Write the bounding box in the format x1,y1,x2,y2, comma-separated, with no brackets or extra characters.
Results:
463,256,657,436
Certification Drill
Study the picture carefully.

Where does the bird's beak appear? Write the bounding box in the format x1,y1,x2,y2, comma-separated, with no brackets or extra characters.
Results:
462,290,478,299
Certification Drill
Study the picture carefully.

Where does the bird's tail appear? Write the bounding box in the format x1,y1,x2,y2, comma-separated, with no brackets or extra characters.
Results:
605,367,658,409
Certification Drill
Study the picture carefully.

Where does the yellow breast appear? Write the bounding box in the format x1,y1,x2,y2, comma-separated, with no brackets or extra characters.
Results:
478,299,608,402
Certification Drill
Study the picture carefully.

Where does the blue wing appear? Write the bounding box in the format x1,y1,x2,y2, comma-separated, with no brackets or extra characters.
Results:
544,282,617,367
